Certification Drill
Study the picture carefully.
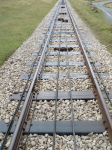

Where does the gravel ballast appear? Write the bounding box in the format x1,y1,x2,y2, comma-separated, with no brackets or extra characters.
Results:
27,99,102,121
0,0,112,149
0,132,112,149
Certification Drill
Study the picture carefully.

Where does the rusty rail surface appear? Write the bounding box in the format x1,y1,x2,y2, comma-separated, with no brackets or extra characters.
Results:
66,0,112,143
1,0,111,149
7,1,61,150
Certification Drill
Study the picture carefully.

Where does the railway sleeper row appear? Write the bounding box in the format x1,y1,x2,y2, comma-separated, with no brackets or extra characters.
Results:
0,0,112,149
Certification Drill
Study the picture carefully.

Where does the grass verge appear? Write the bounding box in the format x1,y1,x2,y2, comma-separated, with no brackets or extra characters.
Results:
103,2,112,8
0,0,57,67
92,0,109,2
68,0,112,55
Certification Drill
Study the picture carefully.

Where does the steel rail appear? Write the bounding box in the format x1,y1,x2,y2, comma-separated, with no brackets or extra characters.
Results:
22,22,56,150
1,0,112,149
66,0,112,143
52,6,64,149
85,45,112,106
8,1,61,149
0,14,54,150
76,23,112,106
65,13,77,149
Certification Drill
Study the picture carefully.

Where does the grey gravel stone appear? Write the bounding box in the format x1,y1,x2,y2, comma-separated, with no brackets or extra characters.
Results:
0,0,112,149
31,141,35,146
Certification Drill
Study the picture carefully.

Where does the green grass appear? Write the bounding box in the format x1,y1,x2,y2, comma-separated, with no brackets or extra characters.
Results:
69,0,112,55
90,0,109,2
103,2,112,8
0,0,57,66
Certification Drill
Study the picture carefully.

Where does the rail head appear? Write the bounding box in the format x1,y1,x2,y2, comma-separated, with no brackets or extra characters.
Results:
66,0,112,143
7,1,61,150
1,1,112,150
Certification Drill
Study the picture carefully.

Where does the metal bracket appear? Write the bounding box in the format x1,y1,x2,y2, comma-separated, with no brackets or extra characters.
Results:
25,62,101,66
0,121,105,135
32,51,96,56
19,73,109,80
9,90,112,101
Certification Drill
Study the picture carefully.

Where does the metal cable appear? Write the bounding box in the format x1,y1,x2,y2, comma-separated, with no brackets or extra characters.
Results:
52,4,63,150
66,0,112,106
64,6,77,150
22,17,56,150
84,46,112,105
0,28,50,150
0,3,60,150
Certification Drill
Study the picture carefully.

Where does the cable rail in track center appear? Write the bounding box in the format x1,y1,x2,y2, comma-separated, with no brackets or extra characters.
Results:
0,0,112,149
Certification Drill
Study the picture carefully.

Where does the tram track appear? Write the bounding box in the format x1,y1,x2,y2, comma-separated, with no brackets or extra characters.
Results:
0,0,112,149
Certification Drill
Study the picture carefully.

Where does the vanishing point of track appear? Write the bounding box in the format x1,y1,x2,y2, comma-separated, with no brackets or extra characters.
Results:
0,0,112,149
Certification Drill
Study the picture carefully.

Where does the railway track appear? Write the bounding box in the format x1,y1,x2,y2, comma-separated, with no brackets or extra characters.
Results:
0,0,112,149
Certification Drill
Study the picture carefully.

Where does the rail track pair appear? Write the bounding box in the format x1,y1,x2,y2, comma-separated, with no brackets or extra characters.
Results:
0,0,112,149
